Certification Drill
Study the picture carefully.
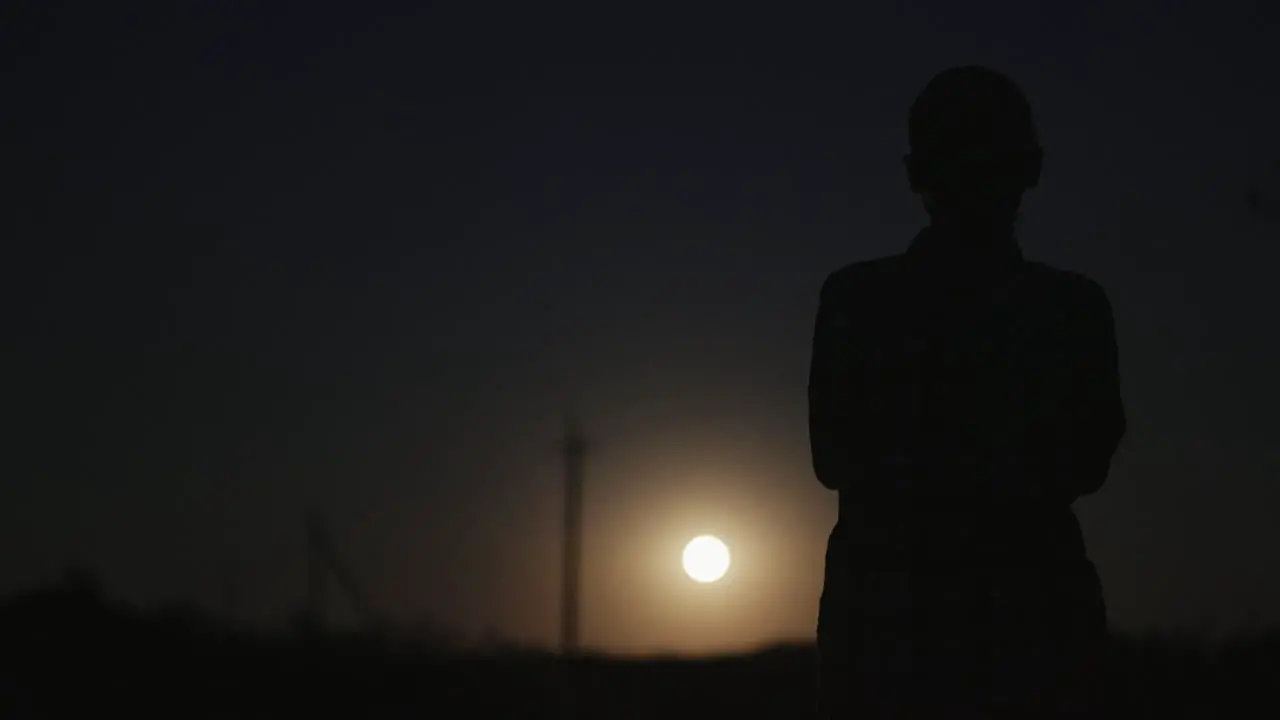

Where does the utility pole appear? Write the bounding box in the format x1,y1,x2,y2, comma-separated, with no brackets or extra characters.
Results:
560,415,587,656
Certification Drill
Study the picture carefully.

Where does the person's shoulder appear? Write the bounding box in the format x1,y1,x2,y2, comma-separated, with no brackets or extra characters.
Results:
1018,258,1111,295
821,253,910,297
1018,261,1113,318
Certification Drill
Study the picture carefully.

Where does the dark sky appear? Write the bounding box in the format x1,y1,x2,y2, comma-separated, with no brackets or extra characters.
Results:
5,1,1278,654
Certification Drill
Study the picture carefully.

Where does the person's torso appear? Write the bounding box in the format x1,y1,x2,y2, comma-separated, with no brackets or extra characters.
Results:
824,237,1093,558
817,237,1107,654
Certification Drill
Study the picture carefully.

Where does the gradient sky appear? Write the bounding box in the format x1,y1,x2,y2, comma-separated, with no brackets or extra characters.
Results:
5,2,1279,655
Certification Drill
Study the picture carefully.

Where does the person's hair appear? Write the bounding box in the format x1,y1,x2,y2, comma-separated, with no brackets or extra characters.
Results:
908,65,1037,158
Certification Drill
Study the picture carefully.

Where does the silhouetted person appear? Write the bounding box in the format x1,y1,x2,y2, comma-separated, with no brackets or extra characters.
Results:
809,66,1126,718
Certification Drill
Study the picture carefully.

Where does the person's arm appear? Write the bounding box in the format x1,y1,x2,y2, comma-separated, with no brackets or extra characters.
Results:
807,272,913,494
998,279,1127,505
808,273,856,490
1050,280,1127,498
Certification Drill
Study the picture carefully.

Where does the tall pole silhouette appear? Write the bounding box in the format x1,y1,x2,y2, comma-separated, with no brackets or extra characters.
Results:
560,415,587,656
303,514,379,632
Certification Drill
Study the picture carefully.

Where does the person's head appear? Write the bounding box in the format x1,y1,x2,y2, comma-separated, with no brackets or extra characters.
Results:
904,66,1042,228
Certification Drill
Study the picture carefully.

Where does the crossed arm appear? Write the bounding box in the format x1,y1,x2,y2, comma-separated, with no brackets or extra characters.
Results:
807,271,1126,505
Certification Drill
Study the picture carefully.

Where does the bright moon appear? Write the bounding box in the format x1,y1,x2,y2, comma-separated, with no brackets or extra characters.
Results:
682,535,731,583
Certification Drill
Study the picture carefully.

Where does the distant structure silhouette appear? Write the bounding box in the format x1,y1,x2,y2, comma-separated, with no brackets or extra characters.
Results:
808,66,1126,718
560,415,588,656
302,514,380,632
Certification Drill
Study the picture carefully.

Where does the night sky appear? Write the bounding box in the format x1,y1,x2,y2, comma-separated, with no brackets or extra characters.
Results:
5,2,1279,655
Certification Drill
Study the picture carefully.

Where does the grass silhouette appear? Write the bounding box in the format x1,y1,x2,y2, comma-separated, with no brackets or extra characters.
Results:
1,574,1275,718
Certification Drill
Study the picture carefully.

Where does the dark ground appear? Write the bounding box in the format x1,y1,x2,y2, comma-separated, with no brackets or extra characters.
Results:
1,574,1276,718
